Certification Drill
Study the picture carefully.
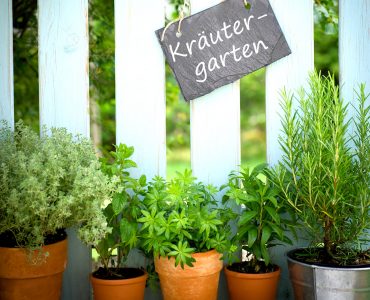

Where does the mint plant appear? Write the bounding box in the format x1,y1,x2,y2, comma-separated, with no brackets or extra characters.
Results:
94,144,147,276
0,122,112,250
138,170,235,268
274,72,370,265
222,164,295,273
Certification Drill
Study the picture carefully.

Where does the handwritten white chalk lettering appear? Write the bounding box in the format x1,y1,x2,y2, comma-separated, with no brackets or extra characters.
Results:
169,15,269,83
195,40,268,83
169,15,263,64
156,0,291,101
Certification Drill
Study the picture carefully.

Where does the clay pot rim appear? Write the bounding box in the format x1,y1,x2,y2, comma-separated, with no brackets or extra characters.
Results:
156,248,221,261
190,249,220,257
224,265,281,279
0,237,67,251
0,238,68,279
91,271,148,286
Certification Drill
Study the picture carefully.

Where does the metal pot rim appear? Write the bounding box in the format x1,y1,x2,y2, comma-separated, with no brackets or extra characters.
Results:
286,248,370,271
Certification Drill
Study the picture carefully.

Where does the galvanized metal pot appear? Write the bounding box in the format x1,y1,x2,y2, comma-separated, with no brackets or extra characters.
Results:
287,248,370,300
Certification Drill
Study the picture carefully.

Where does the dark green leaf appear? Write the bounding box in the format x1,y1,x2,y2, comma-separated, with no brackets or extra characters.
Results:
238,211,258,226
248,228,258,248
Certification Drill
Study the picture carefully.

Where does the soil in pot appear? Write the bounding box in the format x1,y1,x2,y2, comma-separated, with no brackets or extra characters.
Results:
289,247,370,267
225,262,281,300
93,267,145,280
91,268,147,300
227,261,277,274
0,231,68,300
0,229,67,248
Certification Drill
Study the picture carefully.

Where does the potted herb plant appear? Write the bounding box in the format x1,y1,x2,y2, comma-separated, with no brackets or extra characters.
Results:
138,170,235,300
274,72,370,299
222,164,295,300
91,144,148,300
0,122,112,300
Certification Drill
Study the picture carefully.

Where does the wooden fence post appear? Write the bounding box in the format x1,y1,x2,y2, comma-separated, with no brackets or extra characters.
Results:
190,0,241,188
189,1,241,299
0,0,14,129
265,0,314,298
38,1,91,299
339,0,370,126
115,1,165,299
115,0,166,180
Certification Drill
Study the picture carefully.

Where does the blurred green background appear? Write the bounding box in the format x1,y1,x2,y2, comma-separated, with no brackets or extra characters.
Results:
12,0,338,178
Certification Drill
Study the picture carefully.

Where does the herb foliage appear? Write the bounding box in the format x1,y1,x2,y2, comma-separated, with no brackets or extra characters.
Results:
0,122,112,250
223,164,295,273
274,72,370,265
138,170,235,268
94,144,146,275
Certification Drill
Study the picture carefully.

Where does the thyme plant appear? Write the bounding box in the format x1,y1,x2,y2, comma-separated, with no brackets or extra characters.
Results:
138,170,235,268
275,72,370,264
0,122,112,250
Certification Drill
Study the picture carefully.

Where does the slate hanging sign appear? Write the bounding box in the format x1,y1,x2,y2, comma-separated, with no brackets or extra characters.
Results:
156,0,291,101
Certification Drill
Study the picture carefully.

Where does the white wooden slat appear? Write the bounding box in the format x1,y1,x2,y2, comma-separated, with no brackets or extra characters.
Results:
0,0,14,129
115,0,166,180
190,1,240,299
265,0,314,299
39,0,90,137
38,1,91,299
339,0,370,130
266,0,314,166
190,0,241,188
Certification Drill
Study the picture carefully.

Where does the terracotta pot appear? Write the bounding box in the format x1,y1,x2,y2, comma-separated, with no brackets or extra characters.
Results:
224,265,281,300
91,270,148,300
0,238,68,300
155,249,223,300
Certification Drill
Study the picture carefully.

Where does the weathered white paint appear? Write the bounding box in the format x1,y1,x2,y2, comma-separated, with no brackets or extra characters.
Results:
38,1,91,299
266,1,314,299
190,0,241,187
38,0,90,137
189,1,240,299
0,0,14,129
115,0,166,180
339,0,370,130
266,0,314,166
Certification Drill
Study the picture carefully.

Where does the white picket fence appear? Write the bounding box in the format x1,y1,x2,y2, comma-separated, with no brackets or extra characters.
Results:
0,0,369,299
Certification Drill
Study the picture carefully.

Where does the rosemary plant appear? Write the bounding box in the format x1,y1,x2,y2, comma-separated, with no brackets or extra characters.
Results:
275,72,370,265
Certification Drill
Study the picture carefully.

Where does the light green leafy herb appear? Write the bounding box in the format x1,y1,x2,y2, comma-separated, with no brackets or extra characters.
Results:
0,122,113,250
138,170,236,269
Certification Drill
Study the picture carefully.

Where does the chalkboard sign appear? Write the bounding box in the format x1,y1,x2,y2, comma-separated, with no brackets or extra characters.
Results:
156,0,291,101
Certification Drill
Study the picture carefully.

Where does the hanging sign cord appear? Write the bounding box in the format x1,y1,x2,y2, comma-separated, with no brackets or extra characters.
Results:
161,0,191,41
